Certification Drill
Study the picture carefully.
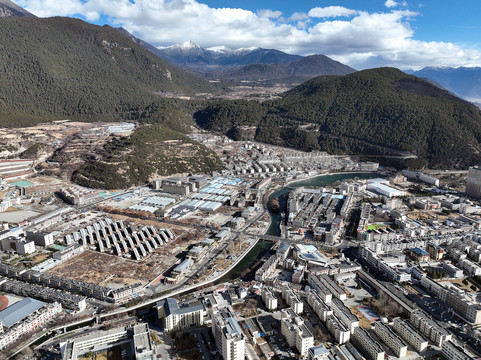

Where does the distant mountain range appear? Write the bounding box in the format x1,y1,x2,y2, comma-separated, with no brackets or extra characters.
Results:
114,33,357,83
0,0,35,17
208,54,355,83
154,41,302,72
406,66,481,102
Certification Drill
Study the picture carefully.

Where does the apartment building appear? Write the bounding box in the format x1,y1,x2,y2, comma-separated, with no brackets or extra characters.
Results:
212,308,245,360
410,309,452,347
459,258,481,276
307,289,332,322
465,166,481,199
444,290,481,325
330,298,359,333
261,287,278,311
373,321,408,358
255,255,278,282
281,308,314,357
318,274,346,300
352,327,385,360
0,299,61,349
442,261,464,278
25,230,54,247
282,284,303,314
419,277,481,325
326,315,350,344
392,317,428,352
157,298,205,331
60,323,153,360
441,340,474,360
307,273,333,303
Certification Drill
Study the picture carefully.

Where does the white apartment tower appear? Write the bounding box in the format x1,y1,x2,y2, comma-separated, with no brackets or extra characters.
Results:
212,308,245,360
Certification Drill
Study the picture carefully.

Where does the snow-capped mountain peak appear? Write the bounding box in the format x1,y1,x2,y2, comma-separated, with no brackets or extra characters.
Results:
168,41,202,51
233,46,260,54
206,45,233,54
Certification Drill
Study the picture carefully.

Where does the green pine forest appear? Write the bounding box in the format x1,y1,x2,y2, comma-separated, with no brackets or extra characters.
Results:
194,68,481,169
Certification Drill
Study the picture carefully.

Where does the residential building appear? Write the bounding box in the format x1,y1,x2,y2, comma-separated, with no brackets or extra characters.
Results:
13,238,35,255
281,308,314,357
255,255,278,282
330,298,359,333
373,321,408,358
261,287,278,311
410,248,430,262
0,299,61,349
393,318,428,352
307,290,332,322
282,284,303,314
427,243,444,260
157,298,205,332
444,290,481,325
26,230,54,247
212,308,245,360
326,315,350,344
392,317,428,352
442,261,464,278
352,327,384,360
441,340,474,360
410,309,452,347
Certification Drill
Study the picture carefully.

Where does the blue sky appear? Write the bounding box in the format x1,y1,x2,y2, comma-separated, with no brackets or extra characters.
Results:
15,0,481,69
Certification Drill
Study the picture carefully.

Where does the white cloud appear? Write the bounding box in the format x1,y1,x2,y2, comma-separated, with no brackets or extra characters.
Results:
14,0,481,70
288,12,309,22
385,0,399,8
257,9,282,19
308,6,358,18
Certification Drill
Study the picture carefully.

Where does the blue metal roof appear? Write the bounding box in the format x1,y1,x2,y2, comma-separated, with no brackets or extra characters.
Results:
412,248,429,256
0,297,45,328
309,344,329,356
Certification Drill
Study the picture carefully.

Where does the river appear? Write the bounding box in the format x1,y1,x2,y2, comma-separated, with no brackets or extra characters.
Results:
219,172,381,282
267,172,381,236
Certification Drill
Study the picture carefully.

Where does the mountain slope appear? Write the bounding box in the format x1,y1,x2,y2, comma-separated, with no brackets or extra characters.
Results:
407,66,481,101
0,0,35,17
0,16,216,126
72,126,223,189
210,54,355,83
195,68,481,169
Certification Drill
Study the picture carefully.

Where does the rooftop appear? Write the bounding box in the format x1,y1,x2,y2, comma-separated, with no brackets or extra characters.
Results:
0,297,45,328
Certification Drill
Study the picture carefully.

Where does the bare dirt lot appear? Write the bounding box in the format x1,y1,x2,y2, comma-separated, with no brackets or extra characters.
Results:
46,224,205,288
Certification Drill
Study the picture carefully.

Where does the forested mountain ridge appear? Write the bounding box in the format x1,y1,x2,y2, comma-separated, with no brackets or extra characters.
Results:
0,16,216,127
195,67,481,169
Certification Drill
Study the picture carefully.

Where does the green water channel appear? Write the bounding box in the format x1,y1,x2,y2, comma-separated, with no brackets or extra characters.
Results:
219,172,382,282
267,172,381,236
